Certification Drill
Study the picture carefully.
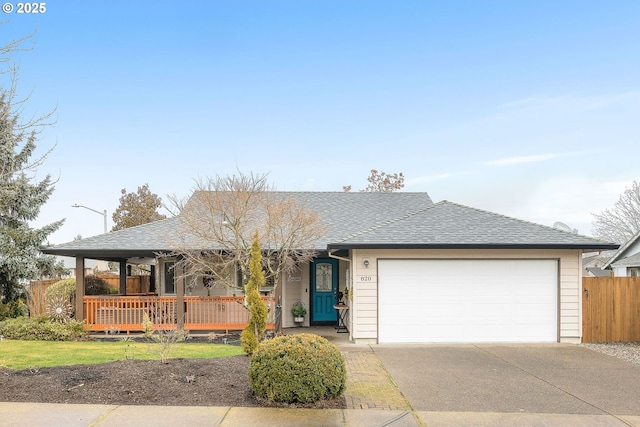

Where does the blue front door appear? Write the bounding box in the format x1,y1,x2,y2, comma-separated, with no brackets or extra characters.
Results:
311,259,338,324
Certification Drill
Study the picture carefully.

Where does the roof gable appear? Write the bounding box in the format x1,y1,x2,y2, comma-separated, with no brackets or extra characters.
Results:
603,229,640,269
611,251,640,268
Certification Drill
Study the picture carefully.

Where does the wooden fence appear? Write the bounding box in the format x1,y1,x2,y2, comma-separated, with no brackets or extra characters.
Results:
27,280,59,316
582,276,640,343
27,275,151,317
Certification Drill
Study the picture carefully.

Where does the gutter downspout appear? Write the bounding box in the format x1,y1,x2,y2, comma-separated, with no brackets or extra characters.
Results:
328,250,351,264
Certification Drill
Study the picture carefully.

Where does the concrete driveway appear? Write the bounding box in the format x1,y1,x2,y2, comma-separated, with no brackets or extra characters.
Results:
374,344,640,417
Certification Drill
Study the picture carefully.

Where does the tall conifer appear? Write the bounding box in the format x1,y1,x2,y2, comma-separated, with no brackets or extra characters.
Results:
0,35,64,302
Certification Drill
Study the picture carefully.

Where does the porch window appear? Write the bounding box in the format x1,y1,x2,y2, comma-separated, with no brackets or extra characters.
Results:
164,261,176,294
235,263,275,296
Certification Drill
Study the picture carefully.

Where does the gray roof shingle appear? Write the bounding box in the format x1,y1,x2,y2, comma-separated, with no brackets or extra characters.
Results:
611,252,640,267
327,201,618,250
42,193,617,260
42,192,435,258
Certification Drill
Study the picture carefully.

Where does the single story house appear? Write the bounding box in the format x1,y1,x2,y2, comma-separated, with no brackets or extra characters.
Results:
602,229,640,277
43,191,617,344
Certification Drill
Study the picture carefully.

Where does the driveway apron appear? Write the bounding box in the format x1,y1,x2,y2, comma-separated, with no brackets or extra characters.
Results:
373,344,640,416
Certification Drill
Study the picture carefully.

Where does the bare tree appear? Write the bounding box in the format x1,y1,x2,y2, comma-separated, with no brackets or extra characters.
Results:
167,172,325,294
592,180,640,244
343,169,405,192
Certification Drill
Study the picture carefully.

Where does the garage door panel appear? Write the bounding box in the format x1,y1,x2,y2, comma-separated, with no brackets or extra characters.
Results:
378,259,558,343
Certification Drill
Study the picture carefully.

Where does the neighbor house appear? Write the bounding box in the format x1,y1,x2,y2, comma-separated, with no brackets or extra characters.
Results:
582,252,611,277
43,191,617,344
602,229,640,277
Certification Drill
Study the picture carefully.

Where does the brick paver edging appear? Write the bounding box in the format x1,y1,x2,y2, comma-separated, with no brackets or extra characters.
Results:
342,348,412,411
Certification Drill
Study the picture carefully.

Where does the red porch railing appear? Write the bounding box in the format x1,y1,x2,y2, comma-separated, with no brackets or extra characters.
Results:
83,295,276,334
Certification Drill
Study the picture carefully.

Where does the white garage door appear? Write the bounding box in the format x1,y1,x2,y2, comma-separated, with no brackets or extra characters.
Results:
378,259,558,343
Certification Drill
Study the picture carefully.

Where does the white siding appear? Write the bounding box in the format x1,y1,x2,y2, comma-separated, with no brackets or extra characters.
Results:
282,264,309,328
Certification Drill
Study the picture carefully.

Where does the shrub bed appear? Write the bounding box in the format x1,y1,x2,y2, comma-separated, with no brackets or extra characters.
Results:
248,333,346,403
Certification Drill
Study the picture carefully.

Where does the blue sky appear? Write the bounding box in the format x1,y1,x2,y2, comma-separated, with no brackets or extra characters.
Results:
2,1,639,244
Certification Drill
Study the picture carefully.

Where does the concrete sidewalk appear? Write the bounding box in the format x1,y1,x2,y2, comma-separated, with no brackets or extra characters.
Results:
0,403,422,427
4,402,640,427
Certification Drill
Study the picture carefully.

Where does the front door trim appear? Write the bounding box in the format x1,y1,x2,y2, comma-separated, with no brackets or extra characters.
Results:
310,258,338,325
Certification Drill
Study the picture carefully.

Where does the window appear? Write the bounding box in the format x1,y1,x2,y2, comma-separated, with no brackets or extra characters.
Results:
164,261,176,294
630,267,640,277
315,263,333,292
235,263,275,295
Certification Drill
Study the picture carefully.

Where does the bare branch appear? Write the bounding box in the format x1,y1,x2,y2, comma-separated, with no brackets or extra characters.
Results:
343,169,405,192
165,172,325,296
592,180,640,243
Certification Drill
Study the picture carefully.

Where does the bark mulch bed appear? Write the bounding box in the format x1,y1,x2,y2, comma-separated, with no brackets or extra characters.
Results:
0,336,346,409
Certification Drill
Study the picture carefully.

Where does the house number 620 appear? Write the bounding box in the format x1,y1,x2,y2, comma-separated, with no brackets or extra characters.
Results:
359,276,372,282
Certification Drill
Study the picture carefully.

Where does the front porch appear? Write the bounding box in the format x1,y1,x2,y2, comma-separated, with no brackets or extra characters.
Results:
83,295,278,334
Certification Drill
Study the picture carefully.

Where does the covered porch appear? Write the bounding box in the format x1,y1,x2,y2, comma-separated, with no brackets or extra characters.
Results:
67,252,279,334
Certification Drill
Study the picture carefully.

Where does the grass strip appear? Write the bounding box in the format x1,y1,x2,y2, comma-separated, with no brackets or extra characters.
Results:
0,339,245,369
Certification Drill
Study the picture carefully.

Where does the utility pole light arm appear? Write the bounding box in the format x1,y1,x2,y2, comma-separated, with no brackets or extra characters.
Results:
72,204,108,234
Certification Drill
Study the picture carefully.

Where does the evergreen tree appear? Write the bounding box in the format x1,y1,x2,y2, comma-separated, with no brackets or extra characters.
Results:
240,232,268,355
0,36,64,302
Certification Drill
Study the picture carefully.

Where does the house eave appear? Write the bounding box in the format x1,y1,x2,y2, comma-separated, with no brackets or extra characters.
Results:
41,248,171,261
326,243,621,251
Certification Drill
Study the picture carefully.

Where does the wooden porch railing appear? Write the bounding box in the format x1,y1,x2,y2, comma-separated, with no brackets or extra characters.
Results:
83,295,276,334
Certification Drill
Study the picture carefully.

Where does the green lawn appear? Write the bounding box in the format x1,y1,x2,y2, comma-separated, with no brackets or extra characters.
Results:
0,339,245,369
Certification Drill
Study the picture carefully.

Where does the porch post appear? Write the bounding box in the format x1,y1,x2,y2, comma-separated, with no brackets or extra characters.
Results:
149,265,156,293
176,273,185,330
119,260,127,295
75,257,85,321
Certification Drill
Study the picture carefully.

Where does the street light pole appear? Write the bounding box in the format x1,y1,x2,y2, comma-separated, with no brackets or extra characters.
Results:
72,204,108,234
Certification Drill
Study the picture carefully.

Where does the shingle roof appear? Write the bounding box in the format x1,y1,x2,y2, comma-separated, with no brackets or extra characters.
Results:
611,252,640,267
42,192,435,259
42,193,617,260
327,201,618,250
602,228,640,269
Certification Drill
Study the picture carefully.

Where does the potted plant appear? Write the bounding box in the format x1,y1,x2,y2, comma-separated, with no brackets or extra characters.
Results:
291,301,307,324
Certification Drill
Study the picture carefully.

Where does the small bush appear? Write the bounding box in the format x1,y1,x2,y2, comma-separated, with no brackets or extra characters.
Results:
44,279,76,309
248,333,346,403
0,300,29,321
85,275,118,295
0,316,87,341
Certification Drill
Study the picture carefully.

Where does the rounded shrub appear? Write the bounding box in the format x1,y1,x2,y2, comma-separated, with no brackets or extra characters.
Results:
44,279,76,309
0,300,28,321
85,275,118,295
248,333,346,403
